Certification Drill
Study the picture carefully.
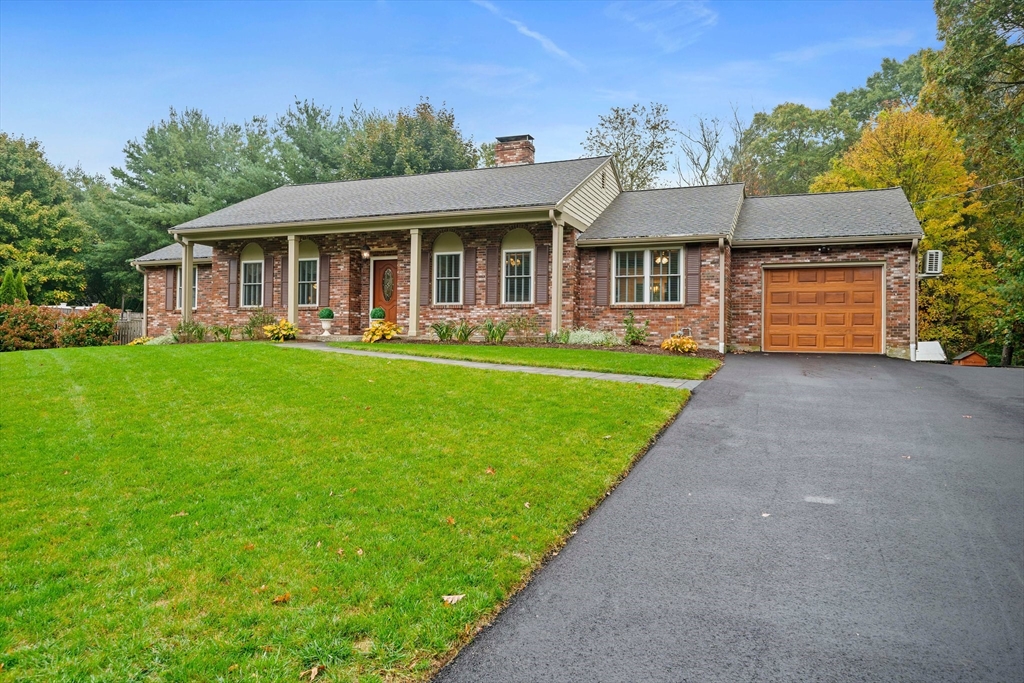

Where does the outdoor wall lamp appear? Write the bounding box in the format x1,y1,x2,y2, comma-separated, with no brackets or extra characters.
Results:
360,246,371,260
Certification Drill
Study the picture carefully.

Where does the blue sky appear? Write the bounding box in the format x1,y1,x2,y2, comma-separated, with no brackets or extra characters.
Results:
0,0,940,178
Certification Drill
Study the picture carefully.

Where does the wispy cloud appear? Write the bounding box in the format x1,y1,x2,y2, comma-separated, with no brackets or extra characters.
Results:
471,0,586,71
606,1,717,53
772,30,916,63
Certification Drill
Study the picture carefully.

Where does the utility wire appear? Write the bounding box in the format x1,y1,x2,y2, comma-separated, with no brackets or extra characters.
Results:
911,177,1024,205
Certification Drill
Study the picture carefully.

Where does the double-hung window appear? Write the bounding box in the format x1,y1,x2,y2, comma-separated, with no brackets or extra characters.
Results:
241,260,263,307
434,252,462,304
614,248,683,304
176,266,198,309
297,259,318,306
503,250,532,303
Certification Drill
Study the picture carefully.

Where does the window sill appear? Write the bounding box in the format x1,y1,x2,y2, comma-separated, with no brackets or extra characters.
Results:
501,302,534,308
610,303,686,308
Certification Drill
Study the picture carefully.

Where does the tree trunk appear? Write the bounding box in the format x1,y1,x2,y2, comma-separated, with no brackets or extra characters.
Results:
1001,342,1014,367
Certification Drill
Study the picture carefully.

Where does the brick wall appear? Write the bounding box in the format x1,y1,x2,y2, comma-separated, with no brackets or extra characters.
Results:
575,241,724,348
728,243,914,358
143,223,570,338
418,222,561,333
145,264,214,337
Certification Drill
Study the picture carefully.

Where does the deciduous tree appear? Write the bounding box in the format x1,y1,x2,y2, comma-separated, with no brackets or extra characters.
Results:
582,103,675,191
811,107,994,353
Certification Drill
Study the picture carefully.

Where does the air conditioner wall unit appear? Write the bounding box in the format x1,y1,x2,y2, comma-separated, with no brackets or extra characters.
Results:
924,250,943,275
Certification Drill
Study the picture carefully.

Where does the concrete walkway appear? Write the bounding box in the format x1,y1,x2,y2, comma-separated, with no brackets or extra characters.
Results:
277,342,702,391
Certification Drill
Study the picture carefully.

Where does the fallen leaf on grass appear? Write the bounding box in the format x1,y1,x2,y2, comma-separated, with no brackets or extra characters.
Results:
228,663,238,673
243,543,255,551
299,664,323,681
255,584,268,593
311,586,319,593
171,511,188,518
602,435,611,440
336,548,344,557
272,592,290,605
353,637,373,654
446,516,455,525
356,548,364,556
485,467,495,475
524,502,530,509
62,470,69,475
442,594,465,606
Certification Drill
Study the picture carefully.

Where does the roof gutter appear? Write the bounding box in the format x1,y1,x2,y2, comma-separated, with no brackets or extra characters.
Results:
167,205,555,239
731,234,922,248
577,234,730,247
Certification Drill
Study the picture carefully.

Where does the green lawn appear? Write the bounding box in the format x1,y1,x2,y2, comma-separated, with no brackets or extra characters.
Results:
1,343,686,682
328,342,721,380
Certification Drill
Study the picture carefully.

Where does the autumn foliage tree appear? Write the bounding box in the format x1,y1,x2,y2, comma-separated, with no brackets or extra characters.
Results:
811,107,995,353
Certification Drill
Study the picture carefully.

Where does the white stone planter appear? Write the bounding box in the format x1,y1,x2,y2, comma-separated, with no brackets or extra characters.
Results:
320,319,333,336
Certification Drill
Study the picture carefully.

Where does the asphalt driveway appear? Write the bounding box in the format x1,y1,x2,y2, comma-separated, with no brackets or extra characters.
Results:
437,354,1024,682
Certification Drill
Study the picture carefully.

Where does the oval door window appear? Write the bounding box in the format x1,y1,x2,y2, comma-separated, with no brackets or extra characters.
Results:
382,268,394,301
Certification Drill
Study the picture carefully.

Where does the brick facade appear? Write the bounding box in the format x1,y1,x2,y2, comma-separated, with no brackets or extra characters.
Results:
143,228,914,356
728,243,914,358
574,241,725,347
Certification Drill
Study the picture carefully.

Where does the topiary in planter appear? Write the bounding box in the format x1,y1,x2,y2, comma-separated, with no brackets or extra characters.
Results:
318,308,334,320
370,307,385,320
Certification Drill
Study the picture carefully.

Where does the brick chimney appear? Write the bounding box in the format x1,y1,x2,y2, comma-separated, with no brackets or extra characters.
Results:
494,135,535,166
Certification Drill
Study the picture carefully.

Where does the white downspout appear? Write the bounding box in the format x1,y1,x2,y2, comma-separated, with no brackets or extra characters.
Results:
134,262,147,337
910,238,919,362
718,237,726,354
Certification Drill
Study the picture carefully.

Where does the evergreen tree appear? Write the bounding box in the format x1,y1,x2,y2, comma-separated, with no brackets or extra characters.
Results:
0,268,16,305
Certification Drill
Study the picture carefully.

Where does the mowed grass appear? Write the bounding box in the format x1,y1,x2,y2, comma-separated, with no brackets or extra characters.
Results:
1,343,686,682
329,342,721,380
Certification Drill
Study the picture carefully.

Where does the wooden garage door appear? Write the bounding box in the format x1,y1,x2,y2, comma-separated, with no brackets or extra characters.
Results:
763,266,882,353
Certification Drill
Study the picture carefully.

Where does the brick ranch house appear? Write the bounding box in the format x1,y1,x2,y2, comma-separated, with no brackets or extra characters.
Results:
132,135,925,358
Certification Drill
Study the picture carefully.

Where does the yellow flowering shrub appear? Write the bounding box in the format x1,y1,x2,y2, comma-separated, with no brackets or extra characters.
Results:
661,335,698,354
263,319,299,342
362,321,402,343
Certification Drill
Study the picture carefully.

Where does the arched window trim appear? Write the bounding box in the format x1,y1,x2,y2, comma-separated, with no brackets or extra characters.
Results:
501,229,535,305
433,232,463,306
240,243,264,308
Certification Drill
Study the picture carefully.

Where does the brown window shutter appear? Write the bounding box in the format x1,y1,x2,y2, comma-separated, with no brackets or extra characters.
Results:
535,244,549,305
279,257,288,308
164,266,175,311
263,256,274,308
227,258,238,309
685,245,701,305
420,248,431,307
485,245,500,305
318,254,330,307
595,248,610,306
463,247,476,305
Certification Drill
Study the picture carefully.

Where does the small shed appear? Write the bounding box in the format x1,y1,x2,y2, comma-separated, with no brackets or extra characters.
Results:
953,350,988,367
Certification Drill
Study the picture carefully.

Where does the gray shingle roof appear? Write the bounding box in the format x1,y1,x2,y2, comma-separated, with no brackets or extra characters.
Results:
132,243,213,263
173,157,609,231
733,188,922,242
579,184,745,242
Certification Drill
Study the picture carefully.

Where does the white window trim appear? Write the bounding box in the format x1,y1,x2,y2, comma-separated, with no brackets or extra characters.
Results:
175,265,198,310
433,251,463,306
297,257,319,308
240,259,263,309
501,247,535,305
612,247,685,305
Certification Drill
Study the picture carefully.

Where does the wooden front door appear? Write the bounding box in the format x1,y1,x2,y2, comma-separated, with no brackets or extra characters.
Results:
763,266,883,353
372,259,398,323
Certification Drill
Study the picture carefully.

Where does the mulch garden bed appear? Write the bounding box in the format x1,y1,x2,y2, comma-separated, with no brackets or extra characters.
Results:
371,338,725,360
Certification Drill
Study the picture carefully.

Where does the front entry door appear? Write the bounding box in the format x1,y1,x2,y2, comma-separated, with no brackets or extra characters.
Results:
372,259,398,323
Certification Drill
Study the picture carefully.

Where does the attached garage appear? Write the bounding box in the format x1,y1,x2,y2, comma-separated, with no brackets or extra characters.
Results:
763,265,883,353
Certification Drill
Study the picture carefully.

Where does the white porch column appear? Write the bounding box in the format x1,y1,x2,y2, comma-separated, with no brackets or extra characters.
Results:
550,218,564,333
408,228,421,337
287,235,299,325
181,239,193,322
